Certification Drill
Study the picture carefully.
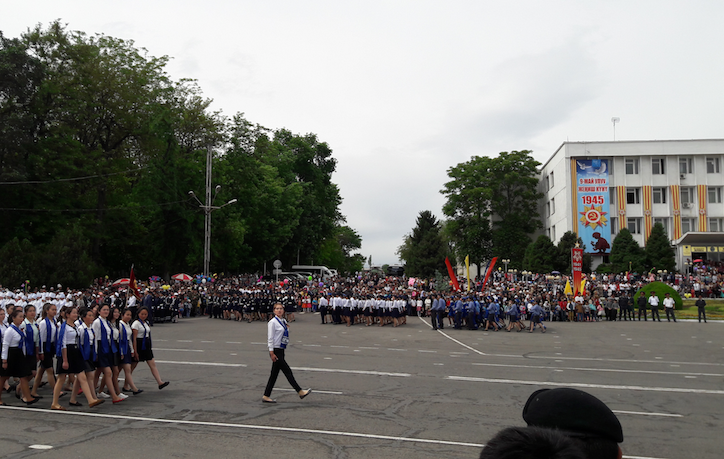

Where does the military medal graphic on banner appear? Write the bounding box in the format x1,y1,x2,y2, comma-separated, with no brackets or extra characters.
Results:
576,159,611,254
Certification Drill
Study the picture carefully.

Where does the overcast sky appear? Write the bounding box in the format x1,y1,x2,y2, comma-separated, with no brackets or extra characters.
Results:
5,1,724,266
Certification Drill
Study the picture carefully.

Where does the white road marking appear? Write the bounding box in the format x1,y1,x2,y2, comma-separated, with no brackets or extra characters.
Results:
330,345,349,348
275,388,344,395
418,350,437,353
156,360,246,368
29,445,53,450
359,347,380,350
201,340,214,343
387,348,406,351
470,362,724,377
303,344,321,347
177,340,193,343
0,406,669,459
612,410,682,418
447,375,724,395
250,342,266,345
0,406,483,448
528,355,724,367
293,367,410,377
226,341,242,344
155,348,204,352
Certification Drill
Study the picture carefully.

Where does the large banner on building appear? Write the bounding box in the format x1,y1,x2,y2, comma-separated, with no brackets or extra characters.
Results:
575,159,611,254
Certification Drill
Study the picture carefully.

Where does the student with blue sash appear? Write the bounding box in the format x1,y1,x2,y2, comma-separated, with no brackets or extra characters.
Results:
1,309,37,404
0,308,7,405
22,305,40,395
92,304,125,404
262,303,311,403
31,302,57,399
76,307,100,404
131,307,169,390
119,309,142,395
50,306,104,410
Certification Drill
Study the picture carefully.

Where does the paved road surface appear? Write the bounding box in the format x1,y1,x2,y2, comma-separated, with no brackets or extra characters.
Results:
1,314,722,458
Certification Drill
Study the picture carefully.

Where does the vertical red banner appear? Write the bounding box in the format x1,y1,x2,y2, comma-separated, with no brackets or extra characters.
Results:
571,248,583,295
445,257,460,291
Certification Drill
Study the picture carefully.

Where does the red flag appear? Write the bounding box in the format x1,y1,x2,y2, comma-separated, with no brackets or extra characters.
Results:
571,248,584,295
481,257,498,287
128,265,140,298
445,257,460,291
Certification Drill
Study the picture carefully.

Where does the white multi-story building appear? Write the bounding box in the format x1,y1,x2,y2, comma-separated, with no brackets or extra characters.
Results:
539,139,724,270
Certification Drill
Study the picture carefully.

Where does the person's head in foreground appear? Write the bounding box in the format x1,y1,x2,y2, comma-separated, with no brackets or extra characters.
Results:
521,388,623,459
479,426,586,459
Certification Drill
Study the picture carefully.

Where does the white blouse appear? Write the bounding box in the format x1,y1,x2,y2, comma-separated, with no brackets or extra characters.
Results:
131,320,150,339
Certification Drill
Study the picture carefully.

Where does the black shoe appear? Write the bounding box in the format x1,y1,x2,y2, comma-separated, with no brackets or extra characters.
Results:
158,382,169,390
69,401,83,407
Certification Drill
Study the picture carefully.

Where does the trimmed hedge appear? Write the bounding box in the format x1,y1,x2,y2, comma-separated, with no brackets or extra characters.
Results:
634,281,683,310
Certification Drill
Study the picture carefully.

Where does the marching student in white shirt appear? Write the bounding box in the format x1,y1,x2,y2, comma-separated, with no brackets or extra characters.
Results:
131,307,169,390
92,304,125,403
21,305,41,398
31,303,57,399
73,308,99,405
51,306,104,410
119,308,142,395
1,309,37,405
0,308,8,404
262,303,311,403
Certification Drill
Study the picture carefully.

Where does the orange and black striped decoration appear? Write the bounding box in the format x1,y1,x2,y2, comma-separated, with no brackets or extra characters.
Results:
698,185,708,231
642,186,653,243
671,185,681,239
571,159,578,235
616,186,627,230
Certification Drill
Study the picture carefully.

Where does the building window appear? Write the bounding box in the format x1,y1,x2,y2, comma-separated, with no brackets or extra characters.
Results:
611,218,617,234
545,175,550,191
681,218,695,234
551,198,555,215
652,187,667,204
627,218,642,234
653,217,669,237
552,225,556,241
651,158,665,175
710,218,723,232
708,187,723,204
550,172,554,188
706,157,720,174
626,188,640,204
546,201,551,217
679,157,693,174
680,187,695,205
625,158,639,175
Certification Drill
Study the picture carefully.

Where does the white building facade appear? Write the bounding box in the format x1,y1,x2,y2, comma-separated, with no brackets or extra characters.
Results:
539,139,724,270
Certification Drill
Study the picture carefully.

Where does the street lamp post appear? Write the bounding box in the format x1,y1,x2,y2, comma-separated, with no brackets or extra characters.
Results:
189,147,237,278
502,259,510,280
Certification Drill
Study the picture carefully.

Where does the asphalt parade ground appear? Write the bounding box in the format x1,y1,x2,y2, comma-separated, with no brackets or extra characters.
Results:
1,314,722,459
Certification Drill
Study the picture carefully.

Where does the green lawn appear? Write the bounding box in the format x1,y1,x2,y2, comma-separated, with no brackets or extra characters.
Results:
679,299,724,319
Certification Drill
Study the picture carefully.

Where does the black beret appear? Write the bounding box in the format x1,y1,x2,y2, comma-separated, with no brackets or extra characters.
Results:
522,388,623,443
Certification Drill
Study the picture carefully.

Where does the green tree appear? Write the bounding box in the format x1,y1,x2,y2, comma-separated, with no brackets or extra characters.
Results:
522,235,557,273
397,211,448,278
644,223,675,272
315,225,364,275
555,231,592,274
609,228,645,273
442,151,542,273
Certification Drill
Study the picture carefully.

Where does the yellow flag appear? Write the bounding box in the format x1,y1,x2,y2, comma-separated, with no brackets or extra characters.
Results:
580,280,586,295
465,255,470,291
564,279,572,295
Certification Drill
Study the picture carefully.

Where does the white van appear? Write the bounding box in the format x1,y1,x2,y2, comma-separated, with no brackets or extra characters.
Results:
291,265,334,279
